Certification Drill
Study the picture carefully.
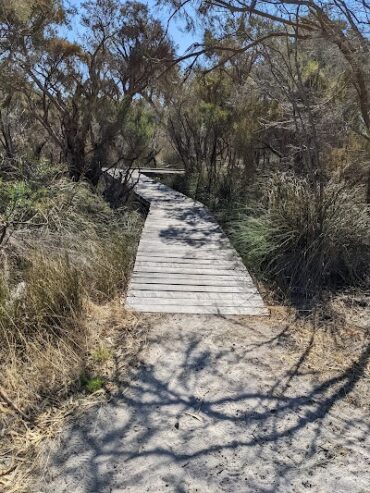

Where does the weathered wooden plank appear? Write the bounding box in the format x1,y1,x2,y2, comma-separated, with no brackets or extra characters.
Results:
128,290,259,300
134,260,246,269
140,230,228,238
133,266,246,276
142,230,218,236
135,251,238,260
144,266,248,275
137,168,185,175
131,277,253,287
143,218,218,226
147,209,215,216
142,231,225,240
126,302,269,316
137,243,234,251
143,223,216,228
130,283,256,293
126,297,264,307
148,204,213,211
149,207,207,211
136,252,234,261
143,226,220,233
143,221,221,227
142,229,224,236
137,242,231,251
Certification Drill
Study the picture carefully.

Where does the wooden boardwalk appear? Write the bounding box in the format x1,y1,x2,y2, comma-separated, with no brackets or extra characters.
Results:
130,168,185,175
125,172,268,315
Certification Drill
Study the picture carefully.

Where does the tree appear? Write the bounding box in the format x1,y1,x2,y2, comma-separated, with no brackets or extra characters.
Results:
164,0,370,202
0,0,174,184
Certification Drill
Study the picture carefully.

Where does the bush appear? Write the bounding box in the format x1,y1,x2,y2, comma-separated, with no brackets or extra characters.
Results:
0,167,143,430
231,173,370,301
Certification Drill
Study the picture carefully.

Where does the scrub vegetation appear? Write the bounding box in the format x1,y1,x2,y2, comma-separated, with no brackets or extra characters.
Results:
0,0,369,490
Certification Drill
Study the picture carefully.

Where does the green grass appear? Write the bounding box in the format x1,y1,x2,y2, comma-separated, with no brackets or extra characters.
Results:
230,174,370,301
81,375,105,394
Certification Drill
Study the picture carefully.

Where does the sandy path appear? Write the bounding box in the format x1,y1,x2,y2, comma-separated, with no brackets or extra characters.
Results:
36,315,369,493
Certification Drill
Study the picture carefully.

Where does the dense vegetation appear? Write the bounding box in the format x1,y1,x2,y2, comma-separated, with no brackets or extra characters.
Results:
161,61,370,301
158,0,370,302
0,0,369,489
0,161,143,488
1,0,369,302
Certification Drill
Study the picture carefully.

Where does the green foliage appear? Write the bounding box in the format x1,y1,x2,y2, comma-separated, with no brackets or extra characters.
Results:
125,102,155,146
232,214,274,273
231,174,370,300
81,374,104,393
302,59,320,79
31,160,66,182
0,179,42,214
0,0,65,25
198,101,230,125
0,161,65,224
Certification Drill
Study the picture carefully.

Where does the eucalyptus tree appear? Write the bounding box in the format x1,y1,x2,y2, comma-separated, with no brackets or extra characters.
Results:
163,0,370,201
0,0,174,184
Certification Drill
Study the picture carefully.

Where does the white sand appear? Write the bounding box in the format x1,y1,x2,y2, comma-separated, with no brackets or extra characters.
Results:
35,314,370,493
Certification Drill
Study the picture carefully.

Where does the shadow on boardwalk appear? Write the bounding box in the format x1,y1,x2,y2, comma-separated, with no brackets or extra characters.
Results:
38,316,370,493
155,225,226,248
151,207,225,248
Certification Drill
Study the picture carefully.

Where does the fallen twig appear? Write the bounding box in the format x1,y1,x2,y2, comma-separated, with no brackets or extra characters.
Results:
0,463,16,477
184,412,203,421
0,387,29,420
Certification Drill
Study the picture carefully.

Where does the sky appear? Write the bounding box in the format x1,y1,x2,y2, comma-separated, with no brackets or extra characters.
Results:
60,0,201,55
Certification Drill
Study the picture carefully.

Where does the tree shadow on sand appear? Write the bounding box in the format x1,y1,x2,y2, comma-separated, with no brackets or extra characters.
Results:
44,319,369,492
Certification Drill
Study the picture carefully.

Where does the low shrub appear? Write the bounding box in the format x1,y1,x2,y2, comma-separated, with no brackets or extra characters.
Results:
0,164,144,485
231,173,370,301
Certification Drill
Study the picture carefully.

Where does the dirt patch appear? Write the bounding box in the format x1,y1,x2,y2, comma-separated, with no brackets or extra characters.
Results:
34,311,369,493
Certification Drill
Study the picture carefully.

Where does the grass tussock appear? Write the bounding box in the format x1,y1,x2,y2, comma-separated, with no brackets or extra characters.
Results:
0,163,144,492
271,294,370,409
158,171,370,306
230,173,370,302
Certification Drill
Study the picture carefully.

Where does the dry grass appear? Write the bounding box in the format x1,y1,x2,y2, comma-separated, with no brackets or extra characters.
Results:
0,299,148,493
0,171,145,492
269,293,370,409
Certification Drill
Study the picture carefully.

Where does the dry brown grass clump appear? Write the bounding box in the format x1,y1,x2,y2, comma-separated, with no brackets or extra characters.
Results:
0,299,148,493
0,169,145,492
270,294,370,409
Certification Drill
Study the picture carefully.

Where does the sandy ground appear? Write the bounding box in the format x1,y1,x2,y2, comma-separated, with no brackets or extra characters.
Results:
34,314,369,493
